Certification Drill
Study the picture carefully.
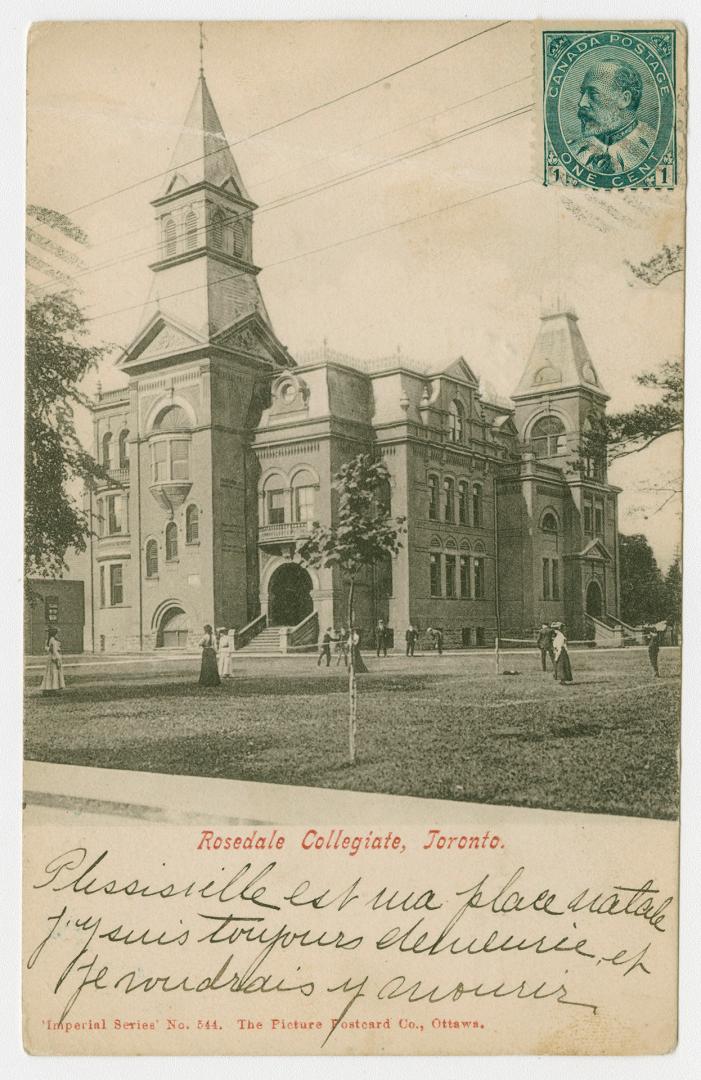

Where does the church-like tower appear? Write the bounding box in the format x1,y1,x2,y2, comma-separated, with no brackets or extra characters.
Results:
90,72,293,651
496,308,620,640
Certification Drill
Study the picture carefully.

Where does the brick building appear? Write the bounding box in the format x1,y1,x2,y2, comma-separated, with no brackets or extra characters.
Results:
86,73,620,653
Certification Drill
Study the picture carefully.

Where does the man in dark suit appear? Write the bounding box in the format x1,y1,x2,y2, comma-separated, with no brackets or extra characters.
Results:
405,624,419,657
536,623,555,671
376,619,389,657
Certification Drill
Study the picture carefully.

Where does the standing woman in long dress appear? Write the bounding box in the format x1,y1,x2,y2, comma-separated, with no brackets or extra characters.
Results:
217,626,232,679
199,624,221,686
351,627,368,674
552,622,573,684
40,628,65,695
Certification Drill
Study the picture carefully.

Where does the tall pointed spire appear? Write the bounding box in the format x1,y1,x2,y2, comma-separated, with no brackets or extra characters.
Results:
512,309,608,400
158,75,252,202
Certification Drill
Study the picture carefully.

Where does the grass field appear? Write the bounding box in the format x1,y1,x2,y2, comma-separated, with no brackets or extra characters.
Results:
24,648,680,819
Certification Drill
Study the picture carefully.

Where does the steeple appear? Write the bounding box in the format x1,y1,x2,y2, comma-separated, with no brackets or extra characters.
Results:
512,309,608,401
144,73,272,340
157,74,252,203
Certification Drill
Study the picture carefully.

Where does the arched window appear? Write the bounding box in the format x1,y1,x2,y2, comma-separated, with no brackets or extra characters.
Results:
458,480,469,525
118,429,129,469
448,399,464,443
186,504,199,544
145,539,159,578
263,475,287,525
151,406,192,483
541,511,558,533
443,477,455,522
184,210,198,250
531,415,566,458
291,470,318,524
163,216,177,257
428,475,439,521
231,216,244,257
102,431,113,469
211,208,224,249
153,406,190,433
429,543,442,598
444,539,457,598
165,522,178,561
472,484,483,528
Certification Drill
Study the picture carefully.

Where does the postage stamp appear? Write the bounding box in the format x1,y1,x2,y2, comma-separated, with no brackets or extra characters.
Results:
543,29,677,189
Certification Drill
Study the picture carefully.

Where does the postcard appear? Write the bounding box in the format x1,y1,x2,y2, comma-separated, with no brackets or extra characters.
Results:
23,19,685,1055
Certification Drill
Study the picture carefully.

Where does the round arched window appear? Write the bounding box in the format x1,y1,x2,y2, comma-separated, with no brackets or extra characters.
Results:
542,511,558,532
531,415,565,457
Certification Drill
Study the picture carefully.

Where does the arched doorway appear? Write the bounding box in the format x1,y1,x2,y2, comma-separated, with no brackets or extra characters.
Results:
157,606,189,648
586,580,603,619
268,563,313,626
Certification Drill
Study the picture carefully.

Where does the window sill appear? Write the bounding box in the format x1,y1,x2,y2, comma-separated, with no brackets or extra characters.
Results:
165,559,180,565
185,541,200,547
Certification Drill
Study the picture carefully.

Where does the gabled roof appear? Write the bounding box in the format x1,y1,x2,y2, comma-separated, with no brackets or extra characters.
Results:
156,75,252,202
513,310,608,400
118,311,207,370
440,357,480,386
575,538,613,562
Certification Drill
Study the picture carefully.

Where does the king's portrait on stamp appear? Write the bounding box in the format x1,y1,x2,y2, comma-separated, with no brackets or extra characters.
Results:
543,30,677,189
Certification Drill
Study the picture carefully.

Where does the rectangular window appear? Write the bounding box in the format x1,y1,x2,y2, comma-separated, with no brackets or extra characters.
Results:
552,559,560,601
107,494,122,535
430,553,441,597
152,441,167,482
294,486,315,523
584,500,593,534
476,627,485,646
543,557,551,600
458,483,468,525
459,555,471,598
461,627,472,647
99,565,105,607
444,481,455,522
428,477,438,521
44,596,59,624
445,554,456,598
595,500,604,536
474,557,484,599
170,439,190,481
109,563,123,606
267,489,286,525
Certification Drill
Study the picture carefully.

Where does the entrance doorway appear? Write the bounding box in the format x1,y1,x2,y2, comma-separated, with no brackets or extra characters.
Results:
157,606,189,648
268,563,313,626
585,580,603,619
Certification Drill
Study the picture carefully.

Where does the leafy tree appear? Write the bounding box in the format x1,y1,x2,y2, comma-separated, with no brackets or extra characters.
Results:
298,454,405,763
25,209,109,585
618,533,669,626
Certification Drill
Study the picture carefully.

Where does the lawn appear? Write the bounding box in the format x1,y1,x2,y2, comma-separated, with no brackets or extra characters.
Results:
24,649,681,819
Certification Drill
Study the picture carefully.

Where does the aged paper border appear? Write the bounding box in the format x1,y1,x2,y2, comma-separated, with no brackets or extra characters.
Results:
5,0,701,1077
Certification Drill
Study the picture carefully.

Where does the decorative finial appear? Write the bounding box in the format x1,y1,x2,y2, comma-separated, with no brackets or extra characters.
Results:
198,21,206,77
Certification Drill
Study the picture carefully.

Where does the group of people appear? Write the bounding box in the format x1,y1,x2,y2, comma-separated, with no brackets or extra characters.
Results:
536,622,574,684
317,627,367,671
198,625,234,686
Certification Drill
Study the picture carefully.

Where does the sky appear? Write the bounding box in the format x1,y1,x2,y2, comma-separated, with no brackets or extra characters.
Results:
26,19,684,567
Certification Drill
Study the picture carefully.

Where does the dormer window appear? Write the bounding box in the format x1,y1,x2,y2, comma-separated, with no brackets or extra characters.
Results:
448,399,465,443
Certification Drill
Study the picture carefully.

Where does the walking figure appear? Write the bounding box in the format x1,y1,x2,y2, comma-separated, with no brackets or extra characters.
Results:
551,622,573,684
645,626,661,677
427,626,443,655
198,624,221,686
217,626,232,678
375,618,389,658
405,624,419,657
536,623,555,671
40,627,65,695
317,627,333,667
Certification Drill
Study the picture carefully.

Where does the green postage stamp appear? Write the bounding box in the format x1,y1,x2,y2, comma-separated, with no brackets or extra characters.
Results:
543,29,677,189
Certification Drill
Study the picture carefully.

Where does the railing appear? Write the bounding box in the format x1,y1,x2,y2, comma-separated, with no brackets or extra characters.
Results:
586,614,624,648
233,613,266,651
258,521,312,543
608,615,646,644
285,610,319,653
95,466,130,489
96,388,129,403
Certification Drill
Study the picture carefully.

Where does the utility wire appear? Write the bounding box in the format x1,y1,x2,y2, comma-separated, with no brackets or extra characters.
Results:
34,100,532,295
66,21,511,215
87,175,535,328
